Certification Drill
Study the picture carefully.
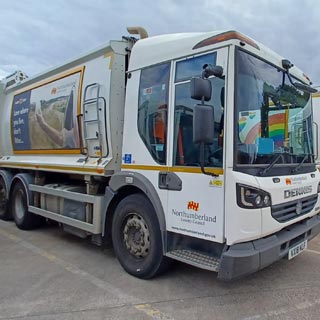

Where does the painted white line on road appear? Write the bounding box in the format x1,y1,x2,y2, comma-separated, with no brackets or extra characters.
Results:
0,228,136,303
239,248,320,319
241,298,320,319
135,304,175,320
0,227,174,320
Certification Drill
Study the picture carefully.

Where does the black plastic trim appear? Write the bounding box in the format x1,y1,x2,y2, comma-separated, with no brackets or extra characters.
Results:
218,214,320,280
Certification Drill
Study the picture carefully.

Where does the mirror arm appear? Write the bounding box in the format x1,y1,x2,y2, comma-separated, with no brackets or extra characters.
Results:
282,67,317,93
285,70,295,86
199,143,219,177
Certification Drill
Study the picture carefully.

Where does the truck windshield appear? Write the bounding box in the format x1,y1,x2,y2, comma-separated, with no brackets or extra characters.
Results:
235,49,314,174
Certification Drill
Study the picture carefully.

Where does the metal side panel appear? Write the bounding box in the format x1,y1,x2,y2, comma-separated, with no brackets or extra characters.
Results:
166,250,220,272
29,206,100,234
29,184,107,234
30,184,95,202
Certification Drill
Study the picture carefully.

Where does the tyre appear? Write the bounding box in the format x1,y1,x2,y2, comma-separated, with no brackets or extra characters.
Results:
0,176,12,220
11,180,43,230
112,193,170,279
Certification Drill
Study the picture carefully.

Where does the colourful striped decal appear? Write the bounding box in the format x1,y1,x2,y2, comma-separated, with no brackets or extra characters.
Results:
239,110,286,146
268,113,285,147
243,122,260,144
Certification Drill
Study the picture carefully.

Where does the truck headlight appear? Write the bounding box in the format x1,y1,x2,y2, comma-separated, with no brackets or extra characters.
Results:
236,184,271,209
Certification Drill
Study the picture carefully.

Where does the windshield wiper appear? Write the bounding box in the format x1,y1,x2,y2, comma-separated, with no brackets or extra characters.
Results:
291,154,311,173
259,152,291,176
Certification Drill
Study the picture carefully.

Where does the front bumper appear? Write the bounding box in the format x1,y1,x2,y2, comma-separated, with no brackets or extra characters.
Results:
218,214,320,280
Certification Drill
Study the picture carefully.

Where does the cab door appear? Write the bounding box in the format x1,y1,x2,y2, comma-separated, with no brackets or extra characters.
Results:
165,48,228,243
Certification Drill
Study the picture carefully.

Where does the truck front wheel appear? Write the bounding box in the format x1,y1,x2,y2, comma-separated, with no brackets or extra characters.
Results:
112,193,169,279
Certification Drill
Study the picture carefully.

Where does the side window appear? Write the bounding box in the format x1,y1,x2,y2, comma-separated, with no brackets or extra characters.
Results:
174,53,224,167
175,53,217,82
138,63,170,165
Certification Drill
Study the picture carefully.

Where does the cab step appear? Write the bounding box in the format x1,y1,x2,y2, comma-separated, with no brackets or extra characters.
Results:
166,249,220,272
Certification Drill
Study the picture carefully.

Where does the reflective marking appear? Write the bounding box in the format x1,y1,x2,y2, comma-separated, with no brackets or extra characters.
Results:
7,232,19,241
135,304,174,319
121,164,224,175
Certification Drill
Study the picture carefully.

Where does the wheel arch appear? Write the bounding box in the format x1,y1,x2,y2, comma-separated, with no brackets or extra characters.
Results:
0,169,14,200
102,171,166,250
10,173,35,207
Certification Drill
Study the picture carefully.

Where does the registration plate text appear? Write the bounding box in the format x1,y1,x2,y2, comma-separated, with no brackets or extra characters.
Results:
288,240,307,260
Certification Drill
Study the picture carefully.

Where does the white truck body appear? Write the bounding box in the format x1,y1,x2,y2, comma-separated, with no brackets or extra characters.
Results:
0,41,127,175
0,28,319,280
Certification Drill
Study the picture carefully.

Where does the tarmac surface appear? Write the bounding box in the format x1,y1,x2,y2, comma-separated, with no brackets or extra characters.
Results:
1,219,320,320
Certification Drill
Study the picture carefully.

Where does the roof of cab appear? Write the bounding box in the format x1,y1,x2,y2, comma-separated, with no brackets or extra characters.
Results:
129,29,310,84
129,30,224,71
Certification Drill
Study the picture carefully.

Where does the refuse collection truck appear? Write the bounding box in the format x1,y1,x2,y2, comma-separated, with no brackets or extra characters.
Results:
1,27,320,280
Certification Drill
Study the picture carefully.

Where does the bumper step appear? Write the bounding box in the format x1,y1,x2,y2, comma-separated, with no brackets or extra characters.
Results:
166,250,220,272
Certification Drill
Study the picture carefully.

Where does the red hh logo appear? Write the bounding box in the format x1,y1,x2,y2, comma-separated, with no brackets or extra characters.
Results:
187,201,199,212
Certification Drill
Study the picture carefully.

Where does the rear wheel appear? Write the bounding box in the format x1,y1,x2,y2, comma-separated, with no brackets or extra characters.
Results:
112,193,170,279
0,177,11,220
11,180,43,230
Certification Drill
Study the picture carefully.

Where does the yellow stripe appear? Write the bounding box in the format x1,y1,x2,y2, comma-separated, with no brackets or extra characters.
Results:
1,162,223,175
14,67,85,95
104,52,114,69
285,109,289,139
134,304,172,319
121,164,223,175
121,164,167,171
270,123,284,131
77,66,85,114
170,166,223,174
0,162,102,174
14,149,81,155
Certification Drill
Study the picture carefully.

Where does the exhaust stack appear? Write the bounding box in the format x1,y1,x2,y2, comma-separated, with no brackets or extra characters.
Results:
127,27,148,39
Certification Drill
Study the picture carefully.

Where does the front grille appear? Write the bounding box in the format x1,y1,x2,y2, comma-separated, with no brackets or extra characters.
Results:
271,195,318,223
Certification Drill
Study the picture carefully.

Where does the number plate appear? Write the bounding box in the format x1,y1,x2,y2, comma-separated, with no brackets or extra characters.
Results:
288,240,307,260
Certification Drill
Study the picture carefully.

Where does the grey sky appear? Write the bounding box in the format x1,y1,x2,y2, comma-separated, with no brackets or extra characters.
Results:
0,0,319,85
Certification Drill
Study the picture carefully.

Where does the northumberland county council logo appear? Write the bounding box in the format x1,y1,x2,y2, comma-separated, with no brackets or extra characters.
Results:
187,201,199,212
285,178,292,185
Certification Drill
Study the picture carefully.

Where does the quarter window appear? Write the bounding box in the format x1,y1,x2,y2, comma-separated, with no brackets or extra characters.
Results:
175,53,217,82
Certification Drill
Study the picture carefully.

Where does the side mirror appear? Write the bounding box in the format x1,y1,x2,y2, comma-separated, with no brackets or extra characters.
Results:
190,77,212,101
293,82,318,94
193,104,214,145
